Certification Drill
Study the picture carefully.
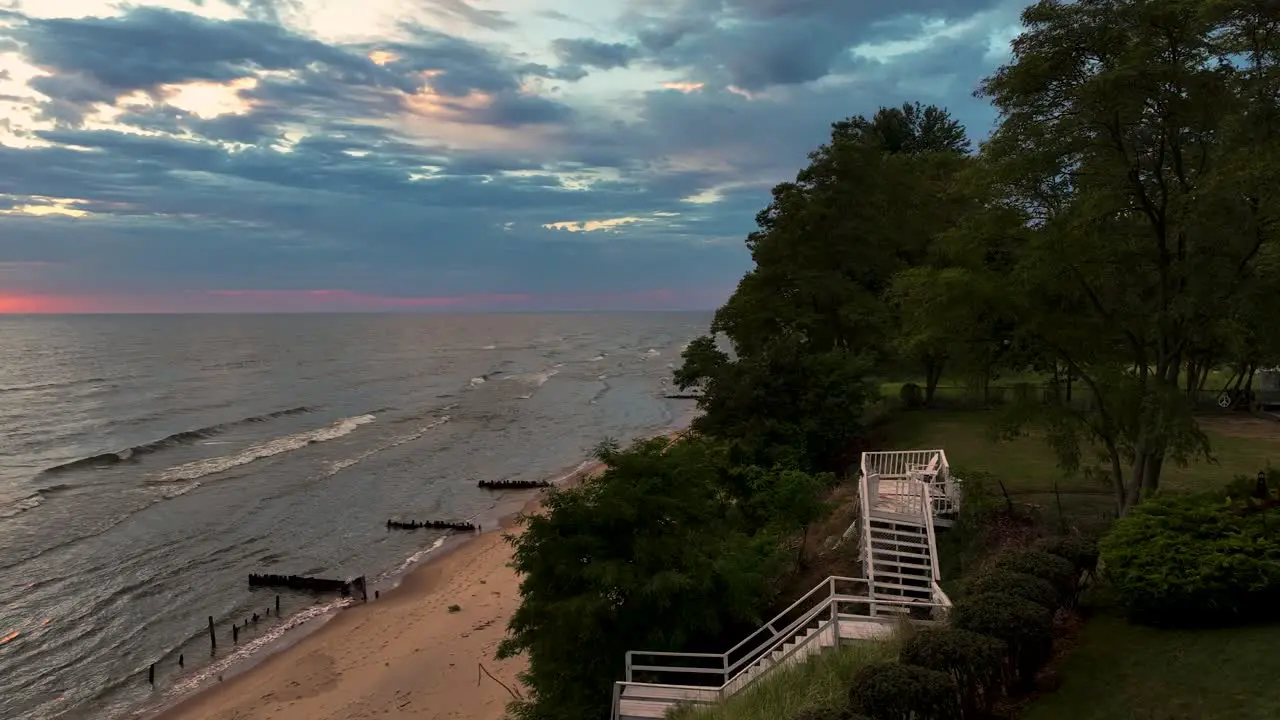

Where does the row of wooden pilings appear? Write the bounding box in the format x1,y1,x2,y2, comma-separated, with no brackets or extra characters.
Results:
146,576,371,686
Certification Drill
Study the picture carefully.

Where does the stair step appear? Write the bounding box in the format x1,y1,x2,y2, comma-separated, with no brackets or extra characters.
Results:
870,536,928,549
869,517,928,530
874,555,932,567
872,582,934,595
868,528,927,542
875,568,932,582
873,547,931,560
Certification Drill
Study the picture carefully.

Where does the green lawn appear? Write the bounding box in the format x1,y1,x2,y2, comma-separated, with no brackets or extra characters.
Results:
880,409,1280,720
880,408,1280,495
1023,613,1280,720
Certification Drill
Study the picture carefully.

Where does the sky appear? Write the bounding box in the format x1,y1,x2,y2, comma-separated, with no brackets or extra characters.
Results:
0,0,1025,313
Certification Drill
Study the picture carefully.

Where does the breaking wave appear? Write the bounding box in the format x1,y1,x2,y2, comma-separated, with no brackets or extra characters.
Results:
40,406,315,474
149,414,376,484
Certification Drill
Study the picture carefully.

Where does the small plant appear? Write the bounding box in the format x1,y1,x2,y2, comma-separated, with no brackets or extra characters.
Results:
951,592,1054,688
447,604,461,613
900,628,1007,719
993,549,1078,603
848,662,961,719
962,570,1060,612
1033,535,1100,577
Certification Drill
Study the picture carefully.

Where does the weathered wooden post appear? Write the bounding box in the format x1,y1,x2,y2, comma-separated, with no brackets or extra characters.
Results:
148,663,155,685
179,654,184,668
232,624,239,643
208,616,216,654
275,595,280,614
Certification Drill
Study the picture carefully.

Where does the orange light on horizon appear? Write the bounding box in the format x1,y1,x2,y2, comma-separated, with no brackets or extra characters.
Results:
0,293,90,314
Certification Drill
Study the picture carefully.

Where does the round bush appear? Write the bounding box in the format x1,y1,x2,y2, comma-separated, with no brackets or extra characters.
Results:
993,549,1078,601
1100,493,1280,626
1033,535,1100,575
951,592,1053,688
848,662,960,720
963,570,1060,611
899,382,925,408
900,628,1007,718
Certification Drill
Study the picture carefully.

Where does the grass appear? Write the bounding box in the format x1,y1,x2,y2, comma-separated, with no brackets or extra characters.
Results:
667,640,896,720
1023,612,1280,720
885,408,1280,720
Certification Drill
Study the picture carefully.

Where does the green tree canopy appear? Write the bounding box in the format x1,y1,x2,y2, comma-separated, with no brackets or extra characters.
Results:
498,437,787,720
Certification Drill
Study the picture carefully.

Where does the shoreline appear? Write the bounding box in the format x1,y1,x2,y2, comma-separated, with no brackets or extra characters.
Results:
149,424,688,720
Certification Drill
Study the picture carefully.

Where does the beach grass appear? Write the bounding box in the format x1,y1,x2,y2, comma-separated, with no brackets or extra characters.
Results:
666,640,896,720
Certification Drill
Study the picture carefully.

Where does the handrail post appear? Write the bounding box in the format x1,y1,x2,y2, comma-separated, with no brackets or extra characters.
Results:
625,652,633,682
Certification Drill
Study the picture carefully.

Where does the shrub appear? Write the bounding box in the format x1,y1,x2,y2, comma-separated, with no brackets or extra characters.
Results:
1033,535,1099,576
899,383,924,408
962,570,1060,612
992,549,1077,602
900,628,1007,719
1100,493,1280,627
848,662,960,720
951,592,1054,688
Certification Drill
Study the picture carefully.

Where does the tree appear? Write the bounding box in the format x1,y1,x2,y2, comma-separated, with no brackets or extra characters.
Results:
675,336,876,472
970,0,1280,513
498,437,787,720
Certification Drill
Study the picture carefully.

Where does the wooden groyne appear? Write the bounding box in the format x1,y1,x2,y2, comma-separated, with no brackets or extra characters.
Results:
386,519,476,531
477,479,553,490
248,573,355,594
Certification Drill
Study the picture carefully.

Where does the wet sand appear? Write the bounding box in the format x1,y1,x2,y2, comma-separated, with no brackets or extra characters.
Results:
156,428,686,720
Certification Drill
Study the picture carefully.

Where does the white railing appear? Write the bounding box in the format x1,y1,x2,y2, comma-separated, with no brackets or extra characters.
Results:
921,483,942,583
861,449,961,518
614,576,949,719
857,474,879,613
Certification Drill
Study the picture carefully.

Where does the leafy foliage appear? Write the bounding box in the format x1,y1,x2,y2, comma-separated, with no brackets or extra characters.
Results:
951,592,1054,688
900,628,1008,719
962,570,1061,612
848,662,962,720
1032,535,1100,577
992,550,1078,604
498,437,788,720
1100,493,1280,627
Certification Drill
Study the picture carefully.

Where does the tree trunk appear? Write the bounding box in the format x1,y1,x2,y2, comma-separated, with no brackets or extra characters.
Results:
923,356,943,406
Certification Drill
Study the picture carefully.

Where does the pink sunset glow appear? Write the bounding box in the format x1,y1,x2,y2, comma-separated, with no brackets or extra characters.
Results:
0,288,731,314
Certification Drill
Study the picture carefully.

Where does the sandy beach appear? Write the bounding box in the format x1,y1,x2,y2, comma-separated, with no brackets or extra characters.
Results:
155,428,685,720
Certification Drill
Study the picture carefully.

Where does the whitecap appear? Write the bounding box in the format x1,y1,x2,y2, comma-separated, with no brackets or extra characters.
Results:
151,414,376,483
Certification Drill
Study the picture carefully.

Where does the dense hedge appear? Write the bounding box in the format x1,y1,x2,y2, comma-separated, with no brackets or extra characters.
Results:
848,662,961,720
951,592,1054,688
900,628,1007,719
992,549,1078,602
1033,535,1099,576
962,570,1060,611
1100,493,1280,626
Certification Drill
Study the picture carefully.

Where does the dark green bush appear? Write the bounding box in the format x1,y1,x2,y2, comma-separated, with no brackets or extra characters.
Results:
848,662,961,720
1100,493,1280,626
951,592,1053,688
962,570,1060,611
899,382,924,408
992,549,1077,602
900,628,1007,719
1033,535,1100,576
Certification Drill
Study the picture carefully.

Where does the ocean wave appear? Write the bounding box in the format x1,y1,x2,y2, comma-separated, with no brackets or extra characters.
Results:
325,416,450,476
41,406,315,474
642,348,661,359
0,375,118,394
150,414,375,484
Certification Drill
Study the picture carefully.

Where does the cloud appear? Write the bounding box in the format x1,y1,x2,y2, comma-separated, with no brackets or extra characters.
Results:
0,0,1022,312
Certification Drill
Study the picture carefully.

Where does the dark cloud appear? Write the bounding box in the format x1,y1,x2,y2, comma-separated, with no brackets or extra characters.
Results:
603,0,1005,90
421,0,516,31
551,38,639,70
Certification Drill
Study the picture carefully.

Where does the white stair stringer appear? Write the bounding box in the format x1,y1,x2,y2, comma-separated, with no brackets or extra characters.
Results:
865,516,933,616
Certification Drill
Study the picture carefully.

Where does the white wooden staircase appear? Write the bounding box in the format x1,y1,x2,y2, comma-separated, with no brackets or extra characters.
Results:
610,449,962,720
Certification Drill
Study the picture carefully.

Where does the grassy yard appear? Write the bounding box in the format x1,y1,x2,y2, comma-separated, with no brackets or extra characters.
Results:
881,408,1280,720
1023,612,1280,720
